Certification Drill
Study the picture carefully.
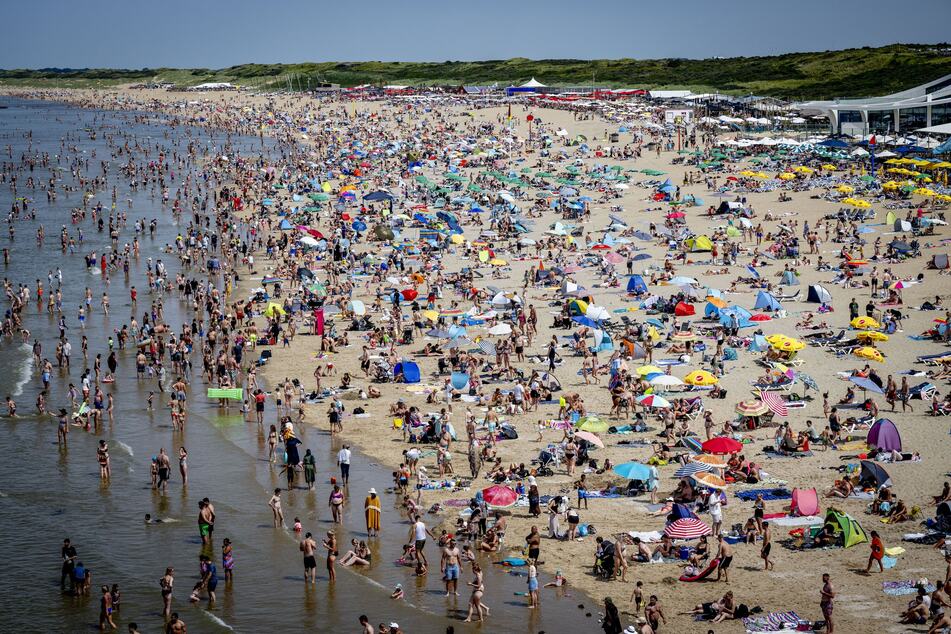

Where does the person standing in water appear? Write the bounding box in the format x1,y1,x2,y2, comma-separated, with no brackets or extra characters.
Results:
269,488,284,527
97,440,111,480
178,447,187,486
364,488,381,536
300,532,317,584
155,448,171,493
159,567,174,621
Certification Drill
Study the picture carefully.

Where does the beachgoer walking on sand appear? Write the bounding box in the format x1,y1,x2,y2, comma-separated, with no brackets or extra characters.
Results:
865,530,884,573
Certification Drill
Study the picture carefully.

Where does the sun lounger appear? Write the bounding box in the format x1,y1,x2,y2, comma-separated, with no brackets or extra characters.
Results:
679,557,720,582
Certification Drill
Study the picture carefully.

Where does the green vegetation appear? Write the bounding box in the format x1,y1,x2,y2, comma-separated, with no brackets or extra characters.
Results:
2,44,950,100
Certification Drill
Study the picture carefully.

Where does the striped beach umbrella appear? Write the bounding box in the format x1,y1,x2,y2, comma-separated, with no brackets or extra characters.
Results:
664,518,711,540
690,453,729,467
674,462,714,478
693,472,728,490
636,394,671,409
735,400,770,417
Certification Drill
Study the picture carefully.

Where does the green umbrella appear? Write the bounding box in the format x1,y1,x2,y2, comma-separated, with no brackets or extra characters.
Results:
308,193,330,201
467,183,483,193
536,172,552,178
520,167,533,174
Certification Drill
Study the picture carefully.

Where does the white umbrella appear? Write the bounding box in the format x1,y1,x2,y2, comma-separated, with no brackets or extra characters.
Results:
487,323,512,336
649,375,684,388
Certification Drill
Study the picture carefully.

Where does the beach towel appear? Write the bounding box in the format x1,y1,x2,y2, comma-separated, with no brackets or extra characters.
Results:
735,488,792,502
882,556,898,569
742,611,801,632
883,580,936,596
626,530,664,543
207,388,243,400
770,515,823,527
582,491,623,499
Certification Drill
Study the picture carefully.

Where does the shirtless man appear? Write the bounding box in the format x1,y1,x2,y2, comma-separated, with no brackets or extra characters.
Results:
155,448,171,493
198,499,215,546
165,613,186,634
820,573,836,634
300,532,318,584
358,615,375,634
441,538,462,596
715,534,733,582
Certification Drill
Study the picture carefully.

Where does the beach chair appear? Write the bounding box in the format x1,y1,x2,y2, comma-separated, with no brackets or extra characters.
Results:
916,353,949,366
909,382,936,401
931,400,951,417
811,330,845,348
684,398,704,423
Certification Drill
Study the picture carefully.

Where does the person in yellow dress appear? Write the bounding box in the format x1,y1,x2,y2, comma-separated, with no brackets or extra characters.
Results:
365,488,382,536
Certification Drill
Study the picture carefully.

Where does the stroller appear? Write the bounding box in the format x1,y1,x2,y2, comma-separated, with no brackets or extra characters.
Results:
594,542,616,579
531,448,560,477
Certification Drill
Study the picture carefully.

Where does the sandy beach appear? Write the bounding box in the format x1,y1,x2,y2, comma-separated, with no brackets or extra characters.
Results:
6,84,951,633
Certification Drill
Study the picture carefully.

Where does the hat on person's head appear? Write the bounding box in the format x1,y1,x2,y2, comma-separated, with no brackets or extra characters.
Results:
59,408,68,416
368,488,377,495
389,623,399,629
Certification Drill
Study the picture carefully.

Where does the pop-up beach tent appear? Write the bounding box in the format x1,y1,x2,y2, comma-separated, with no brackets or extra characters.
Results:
790,488,819,517
806,284,833,304
394,361,421,383
867,418,901,452
780,270,799,286
627,275,648,294
674,301,696,316
753,291,782,312
823,509,868,548
929,254,949,269
860,460,892,488
683,235,713,252
719,305,753,329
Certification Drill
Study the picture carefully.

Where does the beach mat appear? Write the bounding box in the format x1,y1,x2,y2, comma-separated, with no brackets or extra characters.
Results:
735,488,792,501
207,388,243,400
742,611,801,632
883,580,935,596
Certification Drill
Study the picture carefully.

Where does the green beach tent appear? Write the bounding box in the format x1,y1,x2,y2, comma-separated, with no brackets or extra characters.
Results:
823,508,868,548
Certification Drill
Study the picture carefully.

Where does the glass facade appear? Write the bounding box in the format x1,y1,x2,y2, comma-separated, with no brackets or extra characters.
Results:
867,110,894,133
898,107,927,131
931,103,951,126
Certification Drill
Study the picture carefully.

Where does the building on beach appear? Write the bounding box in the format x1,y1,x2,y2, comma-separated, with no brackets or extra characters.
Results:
797,73,951,135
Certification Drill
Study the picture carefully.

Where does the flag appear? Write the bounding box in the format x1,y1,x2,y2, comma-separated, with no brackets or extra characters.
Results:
868,135,877,147
759,390,788,417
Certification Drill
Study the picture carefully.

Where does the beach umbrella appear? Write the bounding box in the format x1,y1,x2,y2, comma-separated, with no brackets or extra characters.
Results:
851,316,880,329
693,472,727,490
574,430,604,448
735,400,769,417
636,365,664,376
636,394,671,409
691,453,729,467
481,485,518,508
664,518,711,540
856,330,888,342
649,375,685,389
675,462,714,478
576,416,610,433
671,331,697,342
701,437,743,454
849,375,884,394
613,462,651,481
684,370,718,386
401,289,419,301
487,323,512,336
853,346,885,363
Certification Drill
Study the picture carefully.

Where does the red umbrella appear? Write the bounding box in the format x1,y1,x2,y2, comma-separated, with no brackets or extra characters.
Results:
749,314,772,322
591,244,611,250
401,289,419,301
481,485,518,508
701,437,743,454
664,518,711,539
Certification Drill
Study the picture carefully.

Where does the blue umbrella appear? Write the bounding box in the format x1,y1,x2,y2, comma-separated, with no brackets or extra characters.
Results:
674,462,713,478
613,462,651,481
849,375,884,394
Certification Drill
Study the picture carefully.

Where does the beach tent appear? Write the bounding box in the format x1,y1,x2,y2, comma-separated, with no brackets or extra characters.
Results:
627,275,648,294
753,291,782,312
539,372,562,392
860,460,892,488
683,235,713,252
451,372,470,390
279,218,294,230
748,334,770,352
823,509,868,548
567,299,589,316
790,488,819,517
780,270,799,286
704,302,722,319
620,340,647,360
867,418,901,452
806,284,833,304
894,219,913,232
394,361,421,383
928,254,949,269
884,210,897,226
592,330,615,353
674,302,695,317
719,305,753,329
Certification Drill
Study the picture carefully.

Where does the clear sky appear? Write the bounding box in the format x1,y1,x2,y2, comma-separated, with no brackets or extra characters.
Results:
2,0,949,69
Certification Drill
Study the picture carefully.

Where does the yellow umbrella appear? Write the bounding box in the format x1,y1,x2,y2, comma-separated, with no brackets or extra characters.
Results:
774,337,805,352
836,185,855,194
636,365,663,376
853,346,885,363
778,173,796,180
851,316,880,329
449,233,464,245
684,370,718,386
856,330,888,342
489,258,508,266
821,164,837,171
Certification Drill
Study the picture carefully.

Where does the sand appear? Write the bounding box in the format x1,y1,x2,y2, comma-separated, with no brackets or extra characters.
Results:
8,85,950,632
